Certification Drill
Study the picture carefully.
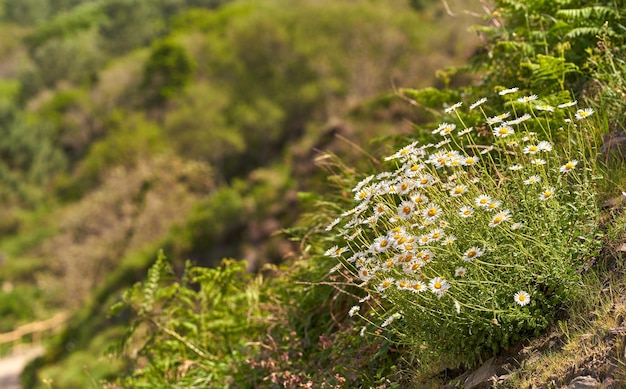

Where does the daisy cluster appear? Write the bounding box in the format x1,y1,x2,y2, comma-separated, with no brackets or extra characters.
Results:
324,88,595,328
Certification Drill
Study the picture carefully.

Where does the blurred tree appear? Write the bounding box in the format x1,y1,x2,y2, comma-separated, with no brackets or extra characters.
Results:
141,39,195,109
98,0,164,55
0,85,67,204
2,0,50,25
30,29,103,88
164,82,245,177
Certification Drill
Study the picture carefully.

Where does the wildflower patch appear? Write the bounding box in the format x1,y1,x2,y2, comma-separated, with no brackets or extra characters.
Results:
324,89,601,365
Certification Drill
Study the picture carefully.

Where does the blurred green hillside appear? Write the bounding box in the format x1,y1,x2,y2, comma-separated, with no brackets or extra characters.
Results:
0,0,484,386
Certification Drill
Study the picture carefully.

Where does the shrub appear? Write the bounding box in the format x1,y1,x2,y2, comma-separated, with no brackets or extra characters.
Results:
322,89,602,368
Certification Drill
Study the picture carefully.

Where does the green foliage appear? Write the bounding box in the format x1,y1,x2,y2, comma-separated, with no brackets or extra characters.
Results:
29,28,103,88
0,287,38,332
98,0,165,55
60,112,167,198
319,92,603,370
141,38,195,107
163,82,245,171
26,1,106,48
471,0,625,95
110,252,268,387
0,88,66,205
2,0,50,25
12,0,626,386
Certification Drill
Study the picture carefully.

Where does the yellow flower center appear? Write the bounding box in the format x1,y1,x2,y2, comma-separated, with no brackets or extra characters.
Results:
519,295,526,301
493,216,503,224
380,240,388,247
434,282,442,290
427,208,437,217
467,250,476,258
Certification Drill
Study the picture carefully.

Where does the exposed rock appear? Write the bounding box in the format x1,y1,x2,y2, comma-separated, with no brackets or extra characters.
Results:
601,131,626,164
566,375,600,389
464,357,505,389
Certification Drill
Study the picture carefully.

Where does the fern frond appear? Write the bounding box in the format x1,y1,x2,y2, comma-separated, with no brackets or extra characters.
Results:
565,27,611,40
556,6,617,21
140,250,171,314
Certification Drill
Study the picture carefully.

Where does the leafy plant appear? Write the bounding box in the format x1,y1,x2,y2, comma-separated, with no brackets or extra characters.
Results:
321,90,602,369
109,252,269,387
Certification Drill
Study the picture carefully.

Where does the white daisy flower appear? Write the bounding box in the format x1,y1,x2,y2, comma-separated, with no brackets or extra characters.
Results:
489,209,512,227
559,160,578,174
377,278,395,292
523,144,540,154
537,141,553,152
325,245,348,257
523,175,541,185
325,217,342,231
493,124,515,137
475,194,492,208
458,127,474,136
517,94,538,103
449,184,468,197
470,97,487,110
429,277,450,298
381,315,395,327
575,108,594,120
349,305,360,317
557,100,577,108
536,104,554,112
539,187,555,201
462,246,485,261
410,192,429,206
444,102,463,113
410,281,427,293
433,122,456,136
463,155,478,166
514,291,531,306
499,87,519,95
423,204,443,222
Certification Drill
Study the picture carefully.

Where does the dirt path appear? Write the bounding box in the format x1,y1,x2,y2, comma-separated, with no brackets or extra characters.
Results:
0,347,44,389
